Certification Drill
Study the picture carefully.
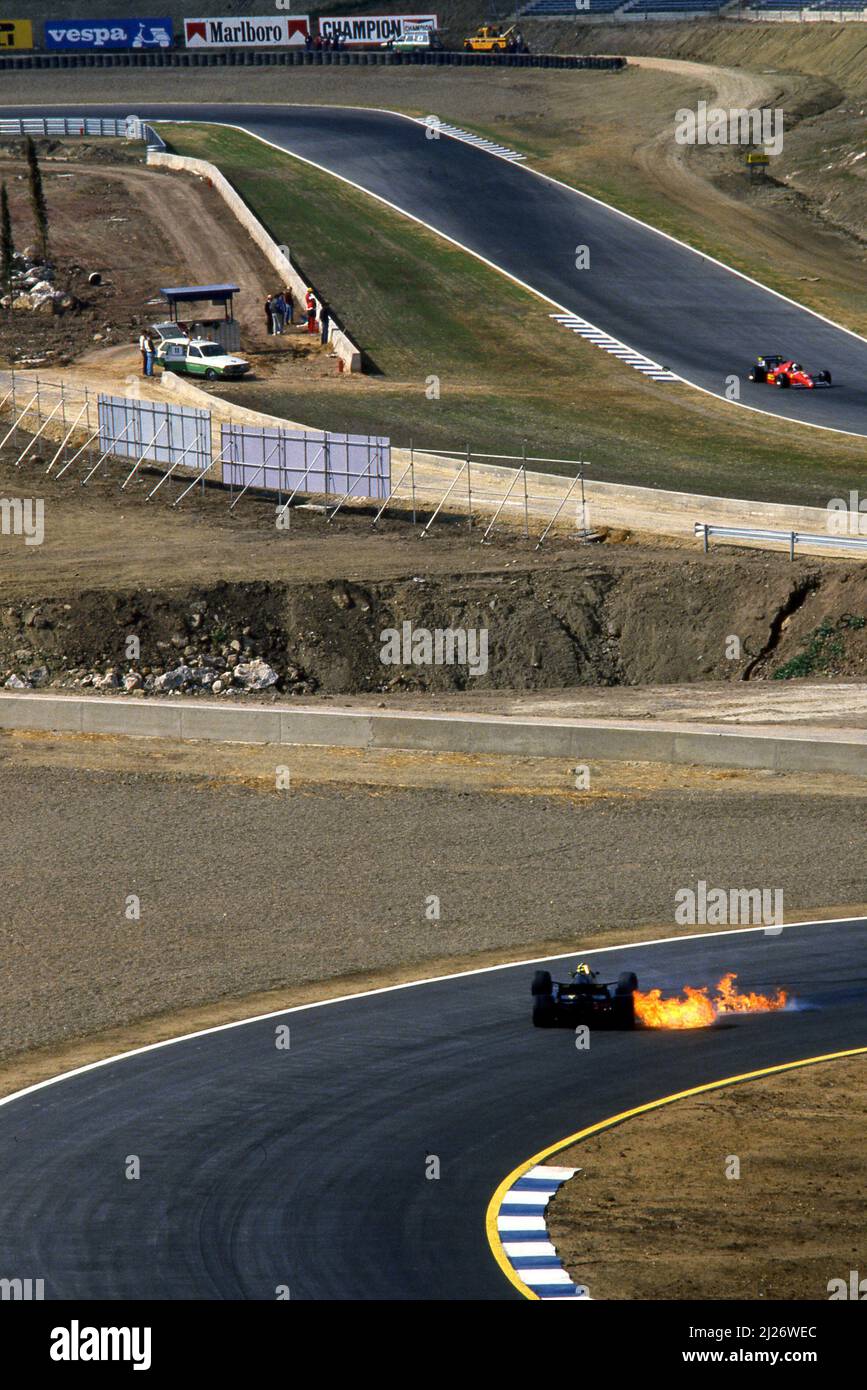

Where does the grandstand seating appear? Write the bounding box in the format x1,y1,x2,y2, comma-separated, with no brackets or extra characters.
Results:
521,0,624,14
520,0,866,16
521,0,725,13
749,1,867,8
622,0,725,10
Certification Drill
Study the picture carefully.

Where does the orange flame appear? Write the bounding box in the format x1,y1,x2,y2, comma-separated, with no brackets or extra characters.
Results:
633,972,788,1030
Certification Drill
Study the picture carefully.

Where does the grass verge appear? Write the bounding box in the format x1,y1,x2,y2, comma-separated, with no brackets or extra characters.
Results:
159,122,867,504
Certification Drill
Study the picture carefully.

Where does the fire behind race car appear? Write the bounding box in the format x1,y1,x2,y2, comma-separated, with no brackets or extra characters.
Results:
531,963,638,1029
748,354,832,388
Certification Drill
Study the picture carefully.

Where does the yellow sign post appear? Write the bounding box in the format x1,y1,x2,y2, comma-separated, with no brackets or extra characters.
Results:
746,150,770,180
0,20,34,51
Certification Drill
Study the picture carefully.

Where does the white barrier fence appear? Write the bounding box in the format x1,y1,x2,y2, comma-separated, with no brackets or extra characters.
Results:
221,423,390,506
0,372,594,543
0,116,144,139
98,395,212,489
0,372,394,513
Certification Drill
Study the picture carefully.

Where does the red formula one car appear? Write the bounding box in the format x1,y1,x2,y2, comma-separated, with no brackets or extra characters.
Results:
748,354,832,389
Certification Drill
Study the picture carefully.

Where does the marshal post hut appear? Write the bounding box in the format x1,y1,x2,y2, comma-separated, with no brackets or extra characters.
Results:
157,283,242,352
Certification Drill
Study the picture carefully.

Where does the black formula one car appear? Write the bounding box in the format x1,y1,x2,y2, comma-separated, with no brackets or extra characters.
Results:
531,963,638,1029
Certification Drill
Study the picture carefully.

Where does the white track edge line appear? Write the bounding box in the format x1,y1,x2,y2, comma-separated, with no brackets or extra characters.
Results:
88,101,867,447
0,915,861,1113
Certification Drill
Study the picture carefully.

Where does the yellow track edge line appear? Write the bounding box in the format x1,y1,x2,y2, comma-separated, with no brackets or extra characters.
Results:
485,1043,867,1300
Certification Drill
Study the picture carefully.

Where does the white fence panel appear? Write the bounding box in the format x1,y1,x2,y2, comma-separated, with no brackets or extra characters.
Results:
98,396,211,472
221,424,390,500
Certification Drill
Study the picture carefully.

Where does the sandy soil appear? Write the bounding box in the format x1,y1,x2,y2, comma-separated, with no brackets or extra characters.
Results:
548,1053,867,1301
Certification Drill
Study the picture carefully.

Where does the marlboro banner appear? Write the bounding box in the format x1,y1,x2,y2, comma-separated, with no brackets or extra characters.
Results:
184,16,310,48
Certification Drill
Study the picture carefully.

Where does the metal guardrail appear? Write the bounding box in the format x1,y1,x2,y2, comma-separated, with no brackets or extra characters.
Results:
0,116,140,139
696,521,867,558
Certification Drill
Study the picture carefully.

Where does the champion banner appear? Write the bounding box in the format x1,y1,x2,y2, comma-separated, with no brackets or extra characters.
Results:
318,15,437,45
184,16,310,48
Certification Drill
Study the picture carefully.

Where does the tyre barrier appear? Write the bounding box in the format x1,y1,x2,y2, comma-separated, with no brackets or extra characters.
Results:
0,51,625,73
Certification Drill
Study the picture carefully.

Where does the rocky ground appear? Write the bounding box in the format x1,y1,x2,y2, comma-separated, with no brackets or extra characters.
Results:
1,549,865,697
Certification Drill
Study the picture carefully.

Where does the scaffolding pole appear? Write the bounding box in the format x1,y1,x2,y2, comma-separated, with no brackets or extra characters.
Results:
46,400,89,474
535,473,582,550
79,418,136,486
227,433,285,511
14,397,65,467
419,461,467,540
116,419,171,490
481,465,523,544
372,458,413,528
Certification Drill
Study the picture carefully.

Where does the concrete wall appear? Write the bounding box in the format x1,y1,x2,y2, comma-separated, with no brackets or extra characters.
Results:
148,149,363,374
0,692,864,775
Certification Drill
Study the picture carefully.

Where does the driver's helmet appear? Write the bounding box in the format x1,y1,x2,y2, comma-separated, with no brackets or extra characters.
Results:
572,962,593,978
791,363,802,371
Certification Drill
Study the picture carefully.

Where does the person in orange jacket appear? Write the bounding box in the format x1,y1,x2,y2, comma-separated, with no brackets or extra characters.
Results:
305,287,318,334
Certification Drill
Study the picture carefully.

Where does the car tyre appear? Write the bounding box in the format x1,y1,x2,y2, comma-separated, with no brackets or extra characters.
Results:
205,368,218,380
616,971,638,995
613,993,636,1029
532,999,555,1027
531,970,553,996
775,373,790,388
748,369,765,383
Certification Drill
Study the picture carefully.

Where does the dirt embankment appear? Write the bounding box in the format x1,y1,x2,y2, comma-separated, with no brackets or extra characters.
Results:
2,555,865,696
565,20,867,96
548,1053,867,1301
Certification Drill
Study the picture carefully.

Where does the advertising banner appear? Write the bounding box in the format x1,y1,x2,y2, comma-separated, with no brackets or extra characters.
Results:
184,17,310,48
43,19,173,51
318,15,437,45
0,20,34,51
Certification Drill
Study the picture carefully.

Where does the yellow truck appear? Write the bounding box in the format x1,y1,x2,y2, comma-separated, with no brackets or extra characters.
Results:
464,24,517,52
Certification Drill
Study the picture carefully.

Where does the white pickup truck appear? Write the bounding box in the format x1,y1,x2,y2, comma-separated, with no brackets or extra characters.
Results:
380,27,441,52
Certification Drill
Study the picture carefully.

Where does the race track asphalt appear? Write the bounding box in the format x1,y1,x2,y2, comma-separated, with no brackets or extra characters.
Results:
13,101,867,438
0,918,864,1300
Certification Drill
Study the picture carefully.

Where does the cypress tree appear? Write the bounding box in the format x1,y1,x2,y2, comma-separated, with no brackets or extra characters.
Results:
0,183,14,303
25,136,49,262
